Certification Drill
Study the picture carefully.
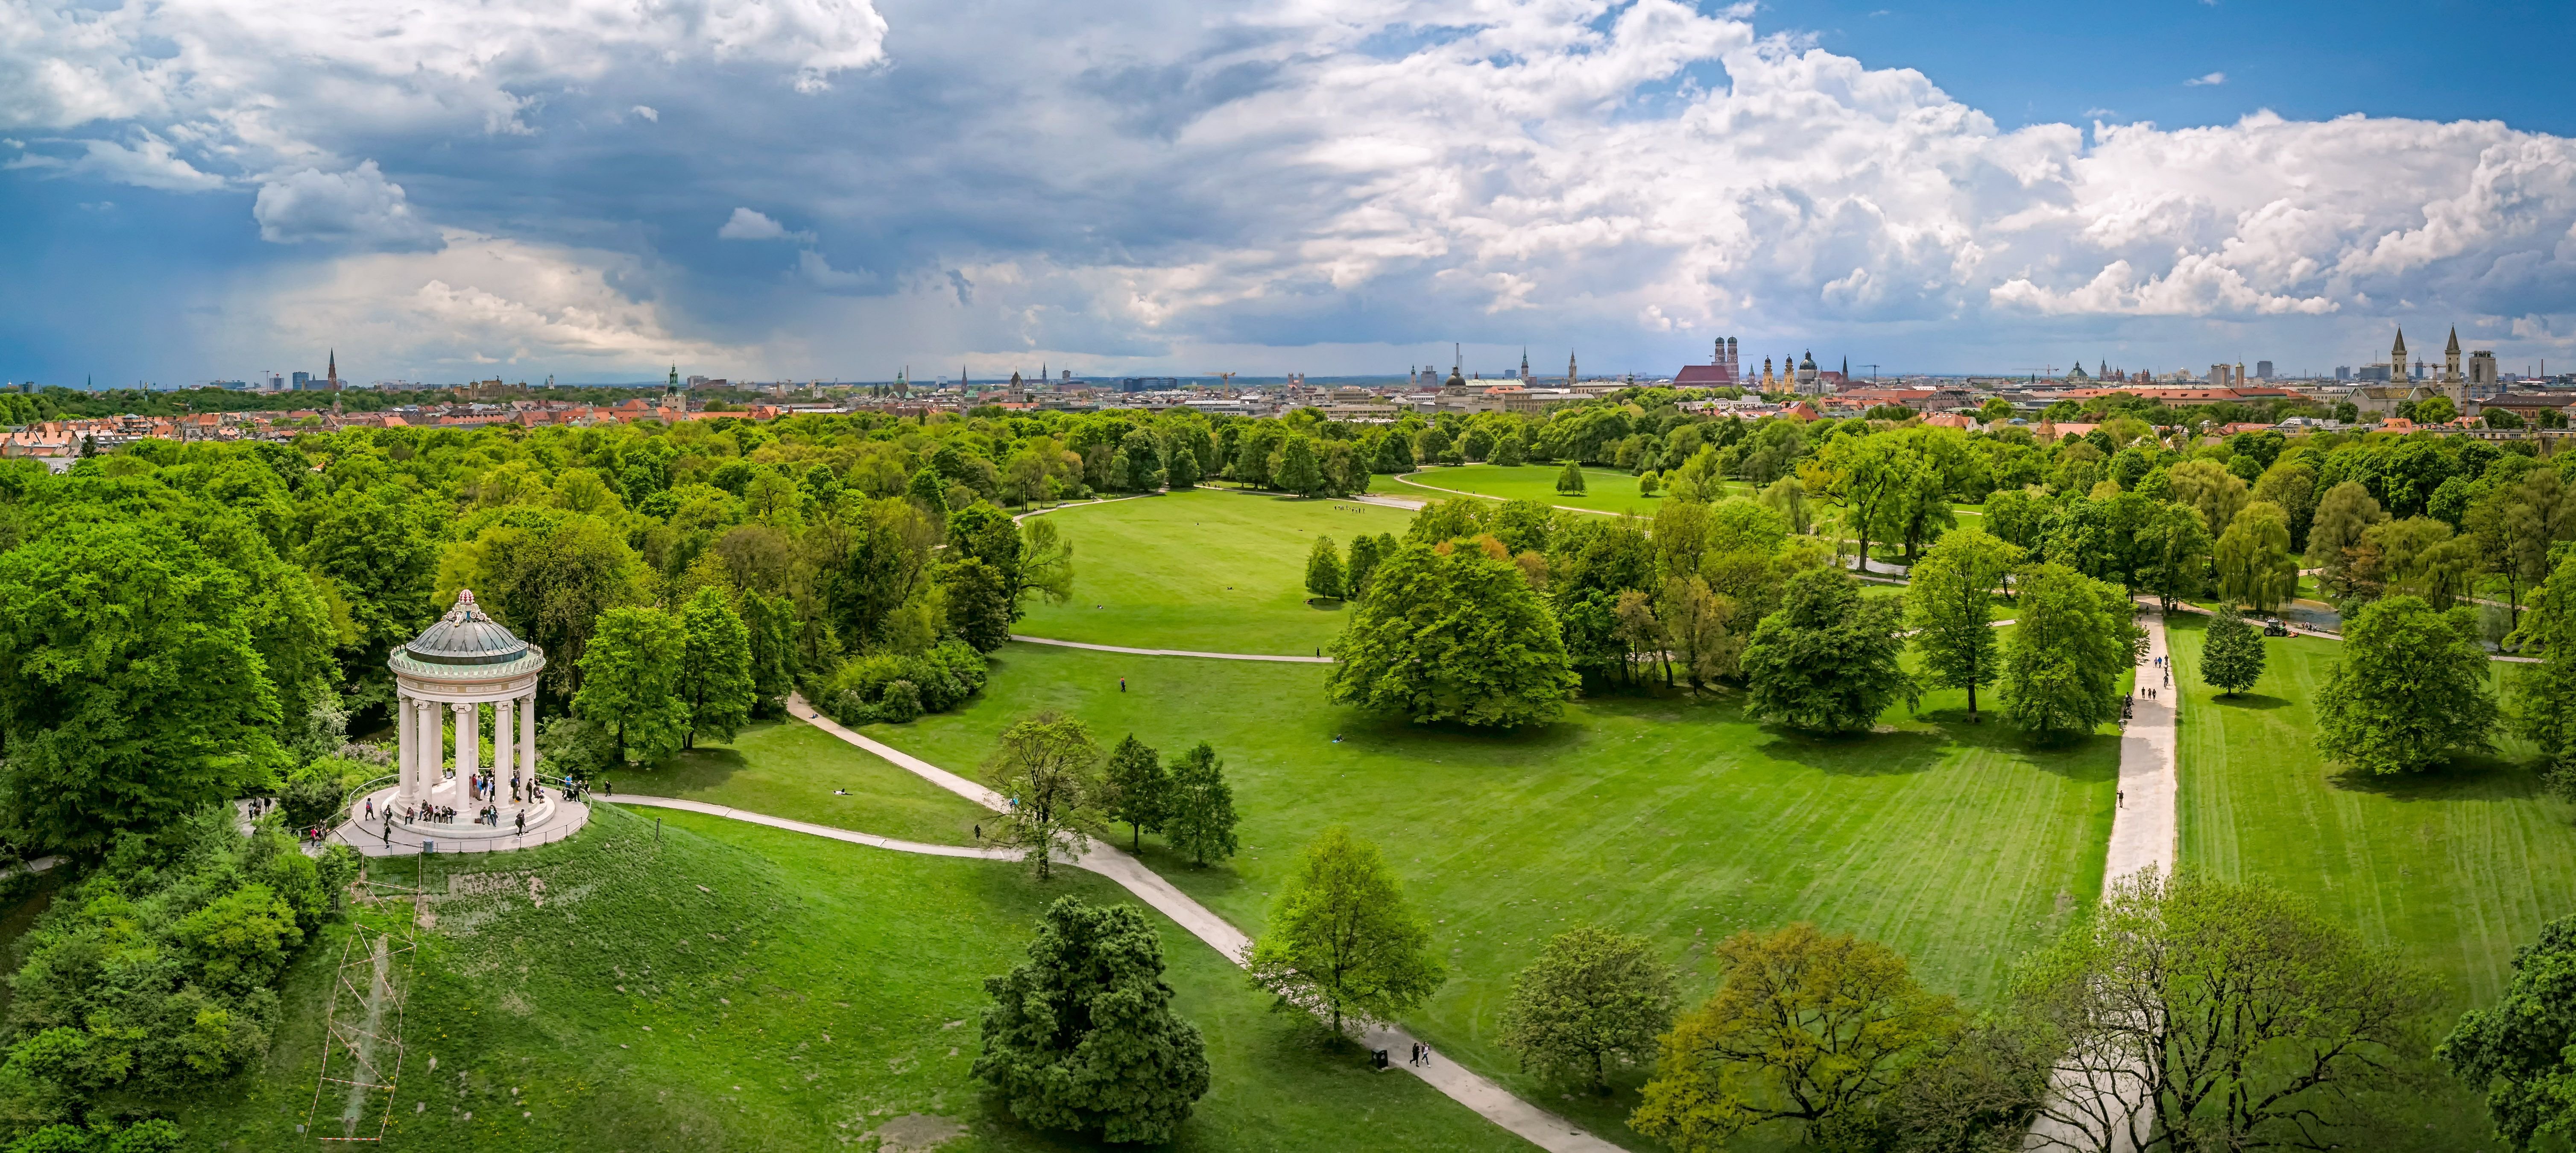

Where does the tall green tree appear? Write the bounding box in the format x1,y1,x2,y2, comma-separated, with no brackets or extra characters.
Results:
1326,541,1577,727
943,556,1015,653
1303,535,1346,600
2131,500,2213,611
676,588,755,749
574,605,689,765
987,712,1100,880
905,466,949,514
2315,595,2499,774
1164,741,1239,867
1741,569,1915,733
1632,924,1960,1151
0,521,280,852
2307,481,2389,599
1247,827,1443,1035
1099,734,1168,852
1907,528,2023,719
1557,461,1587,494
739,591,799,709
2200,604,2267,697
2512,555,2576,790
1344,534,1385,598
1999,563,2140,739
1271,436,1326,496
2442,913,2576,1151
2215,500,2298,613
304,483,438,666
1498,926,1678,1093
975,897,1211,1143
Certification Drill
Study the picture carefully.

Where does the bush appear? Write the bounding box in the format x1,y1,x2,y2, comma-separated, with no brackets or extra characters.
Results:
275,756,379,830
0,811,350,1127
877,681,924,723
816,640,988,726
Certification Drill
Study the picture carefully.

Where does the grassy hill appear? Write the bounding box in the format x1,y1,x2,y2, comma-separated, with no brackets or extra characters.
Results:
177,804,1517,1153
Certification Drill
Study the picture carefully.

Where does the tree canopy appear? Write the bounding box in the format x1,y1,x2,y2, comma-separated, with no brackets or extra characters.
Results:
1741,569,1915,733
975,897,1210,1143
1326,540,1577,727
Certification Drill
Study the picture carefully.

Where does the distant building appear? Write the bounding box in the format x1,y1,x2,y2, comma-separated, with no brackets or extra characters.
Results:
1672,336,1741,387
291,371,313,390
1115,377,1181,393
2335,366,2351,381
2256,360,2274,379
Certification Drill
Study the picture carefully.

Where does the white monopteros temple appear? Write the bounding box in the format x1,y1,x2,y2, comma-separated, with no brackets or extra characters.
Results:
351,590,587,851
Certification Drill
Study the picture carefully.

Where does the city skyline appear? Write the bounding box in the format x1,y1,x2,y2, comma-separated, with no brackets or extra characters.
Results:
3,0,2574,384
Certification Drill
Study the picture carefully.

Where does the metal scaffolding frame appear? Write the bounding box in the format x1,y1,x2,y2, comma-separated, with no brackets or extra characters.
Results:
303,851,428,1143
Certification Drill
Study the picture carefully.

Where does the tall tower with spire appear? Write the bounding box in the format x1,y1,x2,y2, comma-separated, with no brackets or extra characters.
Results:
1566,350,1578,386
668,364,678,389
1520,348,1531,381
2390,328,2409,382
327,349,340,390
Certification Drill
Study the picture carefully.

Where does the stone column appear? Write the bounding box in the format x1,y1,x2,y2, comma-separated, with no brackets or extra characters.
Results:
413,698,441,802
395,691,415,800
521,690,539,781
455,701,479,806
493,695,515,801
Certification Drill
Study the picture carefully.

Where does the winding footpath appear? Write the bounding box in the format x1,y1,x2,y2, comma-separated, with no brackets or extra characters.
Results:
615,694,1619,1153
1006,635,1333,663
2025,604,2178,1153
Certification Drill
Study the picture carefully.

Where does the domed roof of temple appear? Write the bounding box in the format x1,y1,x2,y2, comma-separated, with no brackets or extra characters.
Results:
404,590,530,666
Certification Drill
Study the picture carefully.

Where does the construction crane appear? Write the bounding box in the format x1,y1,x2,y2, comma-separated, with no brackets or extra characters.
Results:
1207,371,1237,387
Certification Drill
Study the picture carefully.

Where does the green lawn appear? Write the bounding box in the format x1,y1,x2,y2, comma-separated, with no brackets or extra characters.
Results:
2169,616,2576,1150
180,804,1516,1153
1393,464,1679,517
1011,488,1415,655
856,642,2117,1146
624,717,990,846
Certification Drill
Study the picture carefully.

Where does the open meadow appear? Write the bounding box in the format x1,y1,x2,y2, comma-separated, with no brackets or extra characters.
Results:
2169,616,2576,1150
853,642,2117,1143
1011,488,1414,655
1393,464,1676,516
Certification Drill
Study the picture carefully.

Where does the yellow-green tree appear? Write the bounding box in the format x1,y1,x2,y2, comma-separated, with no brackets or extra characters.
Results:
1633,924,1960,1150
2215,500,2298,613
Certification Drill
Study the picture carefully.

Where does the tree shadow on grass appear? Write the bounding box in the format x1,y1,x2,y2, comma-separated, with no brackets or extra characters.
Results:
1753,728,1951,778
2204,692,2293,711
641,745,751,793
2326,754,2551,804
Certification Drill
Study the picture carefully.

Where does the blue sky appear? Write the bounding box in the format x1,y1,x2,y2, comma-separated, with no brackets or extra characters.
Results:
2,0,2573,387
1780,1,2576,136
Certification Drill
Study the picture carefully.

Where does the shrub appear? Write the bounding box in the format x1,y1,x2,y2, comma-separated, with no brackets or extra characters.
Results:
816,641,988,726
0,811,350,1122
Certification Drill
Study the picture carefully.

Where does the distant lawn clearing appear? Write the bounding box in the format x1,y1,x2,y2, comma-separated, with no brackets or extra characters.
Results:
1394,464,1683,516
626,717,990,846
181,804,1517,1153
2170,616,2576,1151
1012,487,1416,655
862,641,2116,1144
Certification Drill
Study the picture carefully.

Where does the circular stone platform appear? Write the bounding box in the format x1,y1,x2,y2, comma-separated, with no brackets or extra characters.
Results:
334,781,591,857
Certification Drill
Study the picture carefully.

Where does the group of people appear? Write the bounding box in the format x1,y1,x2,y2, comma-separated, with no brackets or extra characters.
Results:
465,768,544,806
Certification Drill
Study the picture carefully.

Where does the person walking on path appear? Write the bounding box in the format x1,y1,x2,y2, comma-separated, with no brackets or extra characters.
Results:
1119,677,1127,692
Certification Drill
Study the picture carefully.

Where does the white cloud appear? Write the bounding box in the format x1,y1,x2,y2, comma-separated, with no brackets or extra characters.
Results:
2187,71,2227,86
719,207,814,242
15,0,2576,377
217,231,753,370
253,161,437,246
0,0,888,169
